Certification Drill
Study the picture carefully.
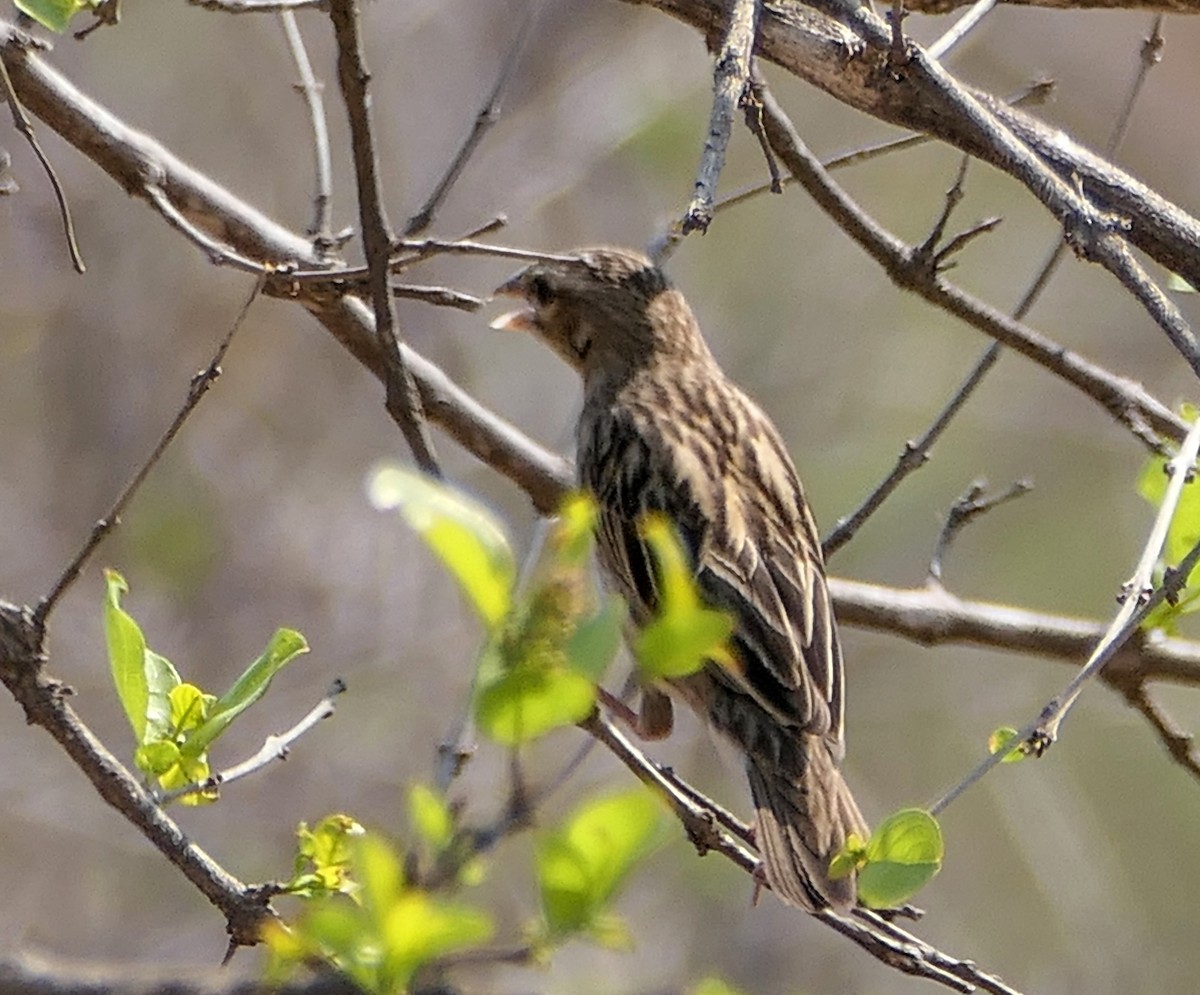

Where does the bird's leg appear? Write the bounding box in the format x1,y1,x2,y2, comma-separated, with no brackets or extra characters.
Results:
595,681,675,741
637,685,675,740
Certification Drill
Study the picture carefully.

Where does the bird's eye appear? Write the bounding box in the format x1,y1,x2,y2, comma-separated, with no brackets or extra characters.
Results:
529,274,556,306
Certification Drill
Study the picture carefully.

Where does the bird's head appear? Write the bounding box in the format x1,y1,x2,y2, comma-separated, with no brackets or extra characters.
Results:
491,247,710,377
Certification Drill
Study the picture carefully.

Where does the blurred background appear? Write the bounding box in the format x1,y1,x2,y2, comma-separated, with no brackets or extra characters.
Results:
2,1,1200,992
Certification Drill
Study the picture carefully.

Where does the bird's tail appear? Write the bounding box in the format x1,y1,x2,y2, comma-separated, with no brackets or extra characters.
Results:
746,740,868,911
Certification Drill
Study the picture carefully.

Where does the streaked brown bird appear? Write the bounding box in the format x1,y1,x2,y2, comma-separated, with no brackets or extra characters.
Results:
493,247,868,911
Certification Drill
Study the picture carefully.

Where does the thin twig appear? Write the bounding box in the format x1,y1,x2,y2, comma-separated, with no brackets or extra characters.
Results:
826,18,1170,557
929,536,1200,818
926,0,997,61
403,2,541,236
649,78,1050,264
328,0,441,478
1034,416,1200,744
681,0,760,234
392,284,485,312
278,9,338,250
751,72,1183,450
190,0,325,11
927,479,1033,586
1108,16,1165,154
0,50,84,272
287,239,577,285
145,184,268,273
823,343,1001,557
34,277,263,628
929,416,1200,816
1114,678,1200,785
158,680,344,804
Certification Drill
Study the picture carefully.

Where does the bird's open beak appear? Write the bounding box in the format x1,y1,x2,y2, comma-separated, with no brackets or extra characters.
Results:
488,273,538,333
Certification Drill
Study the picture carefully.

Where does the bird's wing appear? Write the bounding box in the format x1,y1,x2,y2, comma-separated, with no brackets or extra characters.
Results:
579,378,845,746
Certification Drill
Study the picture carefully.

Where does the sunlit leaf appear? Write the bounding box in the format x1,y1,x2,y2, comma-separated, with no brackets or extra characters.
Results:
1168,272,1197,294
103,569,151,743
634,516,733,679
287,814,364,897
185,628,308,754
408,783,454,851
143,650,182,743
381,891,493,990
14,0,93,32
536,788,664,937
566,596,625,681
551,492,599,566
369,463,515,629
987,726,1028,764
475,660,595,745
690,977,749,995
857,808,943,909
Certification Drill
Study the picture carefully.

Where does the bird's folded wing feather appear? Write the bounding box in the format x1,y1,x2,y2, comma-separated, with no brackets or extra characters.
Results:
580,384,845,746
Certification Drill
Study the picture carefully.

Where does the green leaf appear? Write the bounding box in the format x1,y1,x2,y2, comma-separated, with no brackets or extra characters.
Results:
170,683,215,735
1168,271,1197,294
369,463,515,629
690,978,749,995
987,726,1028,764
828,831,868,881
14,0,93,32
155,749,217,806
184,628,308,754
408,783,454,851
143,650,183,743
286,814,364,897
551,492,599,566
634,516,733,679
104,571,184,746
104,570,152,742
857,808,943,909
475,657,596,745
566,596,626,681
381,891,493,990
135,739,181,778
356,832,405,920
536,788,664,937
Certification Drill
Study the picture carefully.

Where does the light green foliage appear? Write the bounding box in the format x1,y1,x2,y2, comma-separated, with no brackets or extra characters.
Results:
368,463,516,630
14,0,95,32
102,569,307,804
267,830,492,994
830,808,943,909
1136,407,1200,633
187,627,308,754
407,783,454,852
534,788,665,943
987,726,1028,763
284,814,365,899
689,977,748,995
634,515,734,679
375,469,624,745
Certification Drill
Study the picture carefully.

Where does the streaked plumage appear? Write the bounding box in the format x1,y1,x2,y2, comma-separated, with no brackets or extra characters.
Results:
493,247,867,910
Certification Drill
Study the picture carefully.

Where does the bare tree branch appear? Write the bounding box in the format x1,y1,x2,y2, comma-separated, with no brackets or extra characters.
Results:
906,0,1196,11
622,0,1200,290
328,0,442,478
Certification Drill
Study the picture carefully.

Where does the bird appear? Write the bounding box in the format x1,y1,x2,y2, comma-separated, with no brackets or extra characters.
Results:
491,246,868,911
